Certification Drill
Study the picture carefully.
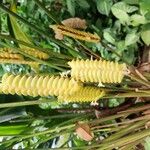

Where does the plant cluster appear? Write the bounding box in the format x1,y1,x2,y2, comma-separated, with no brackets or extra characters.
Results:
0,0,150,149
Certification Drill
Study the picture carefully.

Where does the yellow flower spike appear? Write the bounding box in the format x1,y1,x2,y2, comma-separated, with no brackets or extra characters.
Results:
0,58,39,67
50,25,100,43
68,59,127,84
0,74,82,97
1,47,49,60
0,47,14,53
0,52,24,60
22,48,49,60
58,86,105,103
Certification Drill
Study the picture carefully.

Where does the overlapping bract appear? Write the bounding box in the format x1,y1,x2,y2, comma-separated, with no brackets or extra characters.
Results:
68,59,127,83
0,73,105,103
0,58,127,103
0,74,81,97
59,86,105,102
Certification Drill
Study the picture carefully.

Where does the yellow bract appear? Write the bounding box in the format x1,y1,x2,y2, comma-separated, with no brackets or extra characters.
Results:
0,74,82,97
0,58,128,103
68,59,127,83
0,73,105,103
58,86,105,103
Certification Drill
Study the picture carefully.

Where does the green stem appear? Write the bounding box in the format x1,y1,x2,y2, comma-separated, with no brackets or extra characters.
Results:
98,128,150,150
119,104,150,114
128,74,150,88
33,0,58,23
31,129,73,148
75,40,101,59
92,115,150,129
2,124,75,145
102,120,147,143
89,113,126,126
89,103,150,126
103,92,150,99
0,99,56,109
119,139,142,150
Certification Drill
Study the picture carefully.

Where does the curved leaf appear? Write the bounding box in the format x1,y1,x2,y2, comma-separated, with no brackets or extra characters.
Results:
97,0,113,16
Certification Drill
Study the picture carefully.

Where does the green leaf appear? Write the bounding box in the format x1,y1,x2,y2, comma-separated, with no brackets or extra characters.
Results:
125,32,139,46
103,30,115,44
116,40,126,52
111,2,138,24
123,0,139,5
97,0,113,16
9,2,33,48
126,5,138,13
145,11,150,20
140,0,150,15
130,14,147,26
76,0,90,9
66,0,75,16
0,124,27,135
111,2,130,24
141,23,150,45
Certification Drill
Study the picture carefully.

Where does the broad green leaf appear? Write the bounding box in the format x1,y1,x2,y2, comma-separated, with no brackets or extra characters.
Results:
9,2,33,48
66,0,75,16
116,41,126,52
125,32,139,46
123,46,136,64
111,2,138,24
103,30,115,44
97,0,113,16
111,2,130,24
130,14,147,26
141,23,150,45
126,5,138,13
123,0,139,5
140,0,150,15
76,0,90,9
145,11,150,20
0,124,27,135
